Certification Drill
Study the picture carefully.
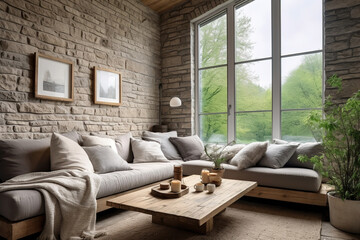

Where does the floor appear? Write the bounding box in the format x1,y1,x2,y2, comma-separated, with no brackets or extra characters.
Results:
9,198,360,240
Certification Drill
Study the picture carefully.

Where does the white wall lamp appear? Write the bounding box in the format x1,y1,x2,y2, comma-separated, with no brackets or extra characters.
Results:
169,97,182,107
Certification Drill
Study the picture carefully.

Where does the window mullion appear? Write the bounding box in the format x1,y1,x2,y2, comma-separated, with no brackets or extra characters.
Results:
272,0,281,140
227,4,235,143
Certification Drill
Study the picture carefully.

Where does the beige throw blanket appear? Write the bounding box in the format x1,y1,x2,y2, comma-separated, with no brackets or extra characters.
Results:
0,170,105,240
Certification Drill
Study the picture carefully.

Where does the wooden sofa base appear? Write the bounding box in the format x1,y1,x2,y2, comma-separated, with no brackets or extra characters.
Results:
0,183,333,240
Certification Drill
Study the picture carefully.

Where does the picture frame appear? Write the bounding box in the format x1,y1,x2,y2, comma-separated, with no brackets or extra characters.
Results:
94,67,122,106
34,52,74,102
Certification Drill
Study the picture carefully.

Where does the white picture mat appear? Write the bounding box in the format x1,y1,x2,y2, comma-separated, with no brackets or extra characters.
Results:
96,70,120,103
38,57,71,98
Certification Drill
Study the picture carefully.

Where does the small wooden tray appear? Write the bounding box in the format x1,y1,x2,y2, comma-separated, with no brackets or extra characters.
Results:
151,184,189,199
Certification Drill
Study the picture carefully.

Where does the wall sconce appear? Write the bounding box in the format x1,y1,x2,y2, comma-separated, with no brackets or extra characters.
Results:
170,97,181,107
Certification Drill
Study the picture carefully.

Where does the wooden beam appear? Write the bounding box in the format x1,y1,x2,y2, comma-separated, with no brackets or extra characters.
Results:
245,184,334,206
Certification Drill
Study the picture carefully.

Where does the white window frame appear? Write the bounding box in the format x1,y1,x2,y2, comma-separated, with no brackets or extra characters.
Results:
194,0,324,143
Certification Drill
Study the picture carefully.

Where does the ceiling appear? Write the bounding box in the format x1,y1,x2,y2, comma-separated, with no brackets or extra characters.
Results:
141,0,188,13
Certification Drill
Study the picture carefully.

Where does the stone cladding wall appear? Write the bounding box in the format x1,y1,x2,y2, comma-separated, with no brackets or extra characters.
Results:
324,0,360,103
160,0,360,136
0,0,160,139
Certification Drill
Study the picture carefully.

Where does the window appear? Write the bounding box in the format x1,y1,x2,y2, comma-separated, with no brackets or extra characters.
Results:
195,0,323,143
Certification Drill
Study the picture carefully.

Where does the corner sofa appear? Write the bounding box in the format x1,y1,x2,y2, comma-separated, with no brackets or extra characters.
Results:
0,131,329,240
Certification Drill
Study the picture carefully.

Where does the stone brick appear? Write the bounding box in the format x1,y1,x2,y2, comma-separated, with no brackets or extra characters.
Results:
18,103,54,113
55,106,70,114
41,126,59,133
58,121,85,132
0,74,17,91
13,125,31,132
0,101,17,112
0,91,27,102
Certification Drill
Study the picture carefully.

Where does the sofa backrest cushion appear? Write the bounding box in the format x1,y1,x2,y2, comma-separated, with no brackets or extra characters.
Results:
286,142,323,169
115,132,134,163
142,131,182,160
82,135,117,154
51,133,94,172
230,142,268,169
0,138,51,182
83,145,132,173
62,131,83,145
257,144,298,168
131,138,169,163
169,135,204,161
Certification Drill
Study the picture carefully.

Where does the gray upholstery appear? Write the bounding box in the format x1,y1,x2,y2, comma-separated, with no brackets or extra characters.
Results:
0,190,44,222
182,160,322,192
0,161,182,222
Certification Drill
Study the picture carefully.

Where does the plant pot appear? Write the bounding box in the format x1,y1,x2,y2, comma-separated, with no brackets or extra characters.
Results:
328,191,360,234
211,168,225,178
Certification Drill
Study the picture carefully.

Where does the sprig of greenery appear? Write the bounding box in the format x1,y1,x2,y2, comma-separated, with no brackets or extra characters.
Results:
204,141,235,169
300,75,360,200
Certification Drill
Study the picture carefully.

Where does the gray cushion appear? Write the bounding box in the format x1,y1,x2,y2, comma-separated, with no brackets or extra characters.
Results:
115,132,134,163
61,131,83,145
257,144,298,168
0,138,51,182
0,190,44,221
51,133,94,172
142,131,182,160
229,142,268,169
182,160,322,192
169,135,204,161
274,140,323,169
83,146,132,173
0,161,184,221
131,138,169,163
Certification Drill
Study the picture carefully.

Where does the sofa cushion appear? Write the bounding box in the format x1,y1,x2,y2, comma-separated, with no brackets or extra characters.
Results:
169,135,204,161
0,190,44,222
82,135,118,154
0,161,183,222
257,144,298,168
131,138,169,163
182,160,322,192
0,138,51,182
229,142,268,169
97,162,181,198
115,132,134,163
83,146,132,173
61,131,83,145
51,133,94,172
142,131,182,160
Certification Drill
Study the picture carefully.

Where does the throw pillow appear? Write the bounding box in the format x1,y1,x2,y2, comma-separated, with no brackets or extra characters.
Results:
0,138,51,182
169,135,204,161
131,138,169,163
142,131,182,160
287,142,323,169
61,131,83,145
51,133,94,172
83,145,132,173
230,142,268,169
257,144,298,168
115,132,134,163
274,140,322,169
82,135,117,154
200,144,245,162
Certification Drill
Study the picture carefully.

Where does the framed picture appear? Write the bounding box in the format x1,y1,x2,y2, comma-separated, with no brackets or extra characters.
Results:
35,53,74,101
94,67,122,106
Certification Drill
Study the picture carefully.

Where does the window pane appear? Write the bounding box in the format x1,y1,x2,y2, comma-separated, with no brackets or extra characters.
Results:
199,66,227,113
281,0,322,55
236,60,272,111
281,110,320,142
200,114,227,143
281,53,322,109
199,13,227,68
236,112,272,143
235,0,271,62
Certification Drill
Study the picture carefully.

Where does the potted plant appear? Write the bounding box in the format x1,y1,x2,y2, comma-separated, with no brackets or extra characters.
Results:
204,141,234,178
299,75,360,234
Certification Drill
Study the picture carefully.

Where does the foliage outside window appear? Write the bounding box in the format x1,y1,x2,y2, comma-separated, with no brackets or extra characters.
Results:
196,0,323,143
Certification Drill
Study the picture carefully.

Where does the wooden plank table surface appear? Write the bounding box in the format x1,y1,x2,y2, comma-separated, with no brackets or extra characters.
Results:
107,175,257,234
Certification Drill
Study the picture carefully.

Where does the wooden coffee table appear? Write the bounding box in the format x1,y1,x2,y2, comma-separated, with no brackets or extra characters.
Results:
107,175,257,234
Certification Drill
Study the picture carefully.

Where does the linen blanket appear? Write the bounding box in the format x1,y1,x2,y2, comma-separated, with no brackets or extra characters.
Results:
0,170,105,240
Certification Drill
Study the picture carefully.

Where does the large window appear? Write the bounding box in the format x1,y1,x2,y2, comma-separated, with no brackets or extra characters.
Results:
196,0,323,143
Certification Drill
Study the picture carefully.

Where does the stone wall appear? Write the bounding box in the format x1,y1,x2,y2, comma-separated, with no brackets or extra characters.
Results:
160,0,360,136
0,0,160,139
324,0,360,103
160,0,227,136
